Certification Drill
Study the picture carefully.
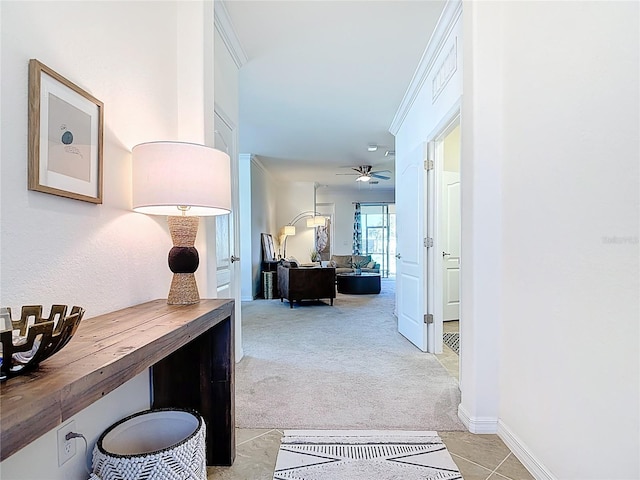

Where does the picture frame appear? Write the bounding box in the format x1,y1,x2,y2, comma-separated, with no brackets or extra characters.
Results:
28,59,104,204
315,218,332,261
261,233,277,262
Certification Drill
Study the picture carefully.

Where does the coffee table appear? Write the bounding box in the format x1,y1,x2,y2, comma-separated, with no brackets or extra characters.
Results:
336,272,381,294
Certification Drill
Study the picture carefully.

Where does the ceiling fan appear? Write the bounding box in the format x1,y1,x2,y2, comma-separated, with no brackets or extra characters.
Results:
336,165,392,182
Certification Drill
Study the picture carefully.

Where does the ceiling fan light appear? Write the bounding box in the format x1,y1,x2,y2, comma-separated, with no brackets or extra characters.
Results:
367,144,378,152
357,175,371,182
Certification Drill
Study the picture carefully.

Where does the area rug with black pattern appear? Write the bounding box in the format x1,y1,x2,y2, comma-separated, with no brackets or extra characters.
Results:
273,430,463,480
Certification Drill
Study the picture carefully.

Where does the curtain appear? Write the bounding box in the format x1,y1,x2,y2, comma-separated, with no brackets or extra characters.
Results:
352,203,362,254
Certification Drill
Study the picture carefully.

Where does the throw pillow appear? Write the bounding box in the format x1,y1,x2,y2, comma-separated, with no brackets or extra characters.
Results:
352,257,370,268
286,257,299,268
332,255,351,268
366,261,376,269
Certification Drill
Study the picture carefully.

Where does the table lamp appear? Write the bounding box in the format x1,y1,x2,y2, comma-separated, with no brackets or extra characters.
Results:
132,141,231,305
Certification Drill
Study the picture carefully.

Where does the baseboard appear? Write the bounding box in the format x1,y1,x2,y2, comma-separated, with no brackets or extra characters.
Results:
457,405,499,433
236,346,244,363
498,420,556,480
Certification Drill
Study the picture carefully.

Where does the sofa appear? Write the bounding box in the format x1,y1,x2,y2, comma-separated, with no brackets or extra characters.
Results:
278,262,336,308
329,254,380,274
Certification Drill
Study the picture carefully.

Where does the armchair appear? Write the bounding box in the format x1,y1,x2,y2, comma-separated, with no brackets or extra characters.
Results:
278,263,336,308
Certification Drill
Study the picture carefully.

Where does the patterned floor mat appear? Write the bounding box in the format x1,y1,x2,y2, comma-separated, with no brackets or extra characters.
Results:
443,332,459,354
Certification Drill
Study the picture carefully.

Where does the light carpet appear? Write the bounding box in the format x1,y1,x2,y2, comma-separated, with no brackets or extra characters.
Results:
237,279,465,431
273,430,463,480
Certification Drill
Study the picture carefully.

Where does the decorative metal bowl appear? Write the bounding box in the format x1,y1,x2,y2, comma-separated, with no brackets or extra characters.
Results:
0,304,85,381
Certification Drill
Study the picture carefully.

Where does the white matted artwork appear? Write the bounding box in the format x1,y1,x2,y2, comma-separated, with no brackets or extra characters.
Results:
261,233,277,262
28,59,103,204
315,218,331,261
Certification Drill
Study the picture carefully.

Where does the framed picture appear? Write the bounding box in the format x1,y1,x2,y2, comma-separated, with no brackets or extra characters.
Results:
316,218,332,261
261,233,277,262
28,59,104,204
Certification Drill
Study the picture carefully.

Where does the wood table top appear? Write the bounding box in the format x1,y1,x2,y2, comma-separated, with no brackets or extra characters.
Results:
0,298,234,461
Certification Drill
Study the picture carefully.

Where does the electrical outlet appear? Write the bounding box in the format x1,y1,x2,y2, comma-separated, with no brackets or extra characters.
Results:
57,420,77,466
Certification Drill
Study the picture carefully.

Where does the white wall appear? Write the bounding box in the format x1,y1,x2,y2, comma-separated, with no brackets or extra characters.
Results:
0,372,150,479
249,156,278,298
470,2,639,479
0,1,216,478
214,30,239,126
276,181,315,262
397,1,639,477
239,153,253,300
316,188,395,255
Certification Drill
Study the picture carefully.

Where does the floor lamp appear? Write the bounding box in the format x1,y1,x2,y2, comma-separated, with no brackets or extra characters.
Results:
132,141,231,305
280,211,326,258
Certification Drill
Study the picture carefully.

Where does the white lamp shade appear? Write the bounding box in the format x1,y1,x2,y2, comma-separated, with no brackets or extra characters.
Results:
305,216,325,227
132,141,231,216
283,225,296,236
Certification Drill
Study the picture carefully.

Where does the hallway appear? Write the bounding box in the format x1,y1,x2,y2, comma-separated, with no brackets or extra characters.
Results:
208,280,533,479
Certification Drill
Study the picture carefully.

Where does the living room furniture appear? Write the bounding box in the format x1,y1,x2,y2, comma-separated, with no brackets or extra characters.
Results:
337,272,382,294
329,254,380,274
0,299,235,467
278,264,336,308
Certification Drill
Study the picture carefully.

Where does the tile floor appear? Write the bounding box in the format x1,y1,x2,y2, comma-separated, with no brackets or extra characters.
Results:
437,320,461,379
210,320,534,479
207,428,534,480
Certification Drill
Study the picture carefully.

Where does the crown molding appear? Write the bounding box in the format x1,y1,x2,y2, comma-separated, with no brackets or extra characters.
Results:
214,0,248,69
249,155,274,179
389,0,462,135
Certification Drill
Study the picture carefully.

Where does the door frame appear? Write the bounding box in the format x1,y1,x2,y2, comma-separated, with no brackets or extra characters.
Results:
426,108,461,354
214,103,243,361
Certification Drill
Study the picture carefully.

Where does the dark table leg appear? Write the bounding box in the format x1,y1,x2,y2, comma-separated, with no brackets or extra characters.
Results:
152,314,235,466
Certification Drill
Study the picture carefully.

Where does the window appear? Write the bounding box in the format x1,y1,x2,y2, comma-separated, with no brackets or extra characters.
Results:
361,204,396,277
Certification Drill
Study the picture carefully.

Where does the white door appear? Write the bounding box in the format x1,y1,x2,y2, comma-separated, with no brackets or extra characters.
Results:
214,107,243,359
396,144,428,351
442,171,460,320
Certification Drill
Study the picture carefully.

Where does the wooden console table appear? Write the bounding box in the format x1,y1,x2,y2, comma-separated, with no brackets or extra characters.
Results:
0,299,235,466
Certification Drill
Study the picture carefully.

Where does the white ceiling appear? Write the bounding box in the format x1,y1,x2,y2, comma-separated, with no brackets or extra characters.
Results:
223,0,445,191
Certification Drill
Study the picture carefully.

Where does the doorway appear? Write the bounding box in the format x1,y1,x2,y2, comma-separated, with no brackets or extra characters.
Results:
440,123,460,322
432,116,461,362
213,107,243,360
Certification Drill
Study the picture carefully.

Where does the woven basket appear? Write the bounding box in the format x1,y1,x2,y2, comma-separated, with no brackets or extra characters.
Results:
91,409,206,480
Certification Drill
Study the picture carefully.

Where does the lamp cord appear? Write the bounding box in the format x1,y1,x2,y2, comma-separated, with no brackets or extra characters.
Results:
65,432,91,475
